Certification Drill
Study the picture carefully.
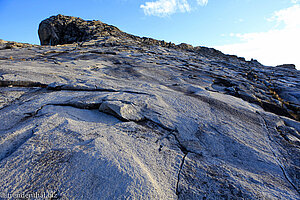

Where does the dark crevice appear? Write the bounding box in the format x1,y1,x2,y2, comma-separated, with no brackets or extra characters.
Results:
169,130,189,154
0,80,47,88
176,152,187,196
89,50,118,55
48,85,151,96
120,90,151,96
256,111,300,195
47,85,117,92
48,102,102,110
0,80,151,97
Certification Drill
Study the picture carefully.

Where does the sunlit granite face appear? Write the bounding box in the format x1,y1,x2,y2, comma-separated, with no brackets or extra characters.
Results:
0,15,299,199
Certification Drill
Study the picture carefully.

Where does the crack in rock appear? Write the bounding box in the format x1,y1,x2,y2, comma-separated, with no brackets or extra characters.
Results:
256,111,300,195
0,81,151,97
0,80,47,88
47,83,151,96
176,153,187,196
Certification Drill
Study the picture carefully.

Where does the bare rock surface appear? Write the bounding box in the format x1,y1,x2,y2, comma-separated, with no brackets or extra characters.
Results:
0,15,299,199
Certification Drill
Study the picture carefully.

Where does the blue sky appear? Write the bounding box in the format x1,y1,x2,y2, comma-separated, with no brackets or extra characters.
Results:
0,0,299,68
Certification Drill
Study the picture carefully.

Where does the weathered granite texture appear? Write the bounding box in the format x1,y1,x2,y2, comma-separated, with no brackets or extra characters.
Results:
0,15,299,199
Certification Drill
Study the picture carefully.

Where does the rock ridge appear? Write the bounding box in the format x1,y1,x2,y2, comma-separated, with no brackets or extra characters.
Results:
38,14,253,64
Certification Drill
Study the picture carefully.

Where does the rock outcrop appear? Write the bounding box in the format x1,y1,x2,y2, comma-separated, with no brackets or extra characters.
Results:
0,15,299,199
38,14,127,46
277,64,297,70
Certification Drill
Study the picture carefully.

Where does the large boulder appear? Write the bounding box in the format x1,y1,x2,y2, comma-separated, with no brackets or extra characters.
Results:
38,14,124,45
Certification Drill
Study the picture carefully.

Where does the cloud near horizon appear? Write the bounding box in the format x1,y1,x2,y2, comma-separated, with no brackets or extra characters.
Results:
140,0,208,17
215,4,300,69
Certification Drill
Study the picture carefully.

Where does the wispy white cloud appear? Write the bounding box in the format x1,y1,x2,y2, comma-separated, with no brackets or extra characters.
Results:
271,4,300,28
140,0,207,17
196,0,208,6
291,0,300,3
215,5,300,69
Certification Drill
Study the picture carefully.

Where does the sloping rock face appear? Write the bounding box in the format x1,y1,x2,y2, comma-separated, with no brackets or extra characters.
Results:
0,15,299,199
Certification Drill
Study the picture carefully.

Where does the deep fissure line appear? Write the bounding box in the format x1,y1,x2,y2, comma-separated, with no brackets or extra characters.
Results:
256,111,300,195
176,153,187,196
0,80,47,88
